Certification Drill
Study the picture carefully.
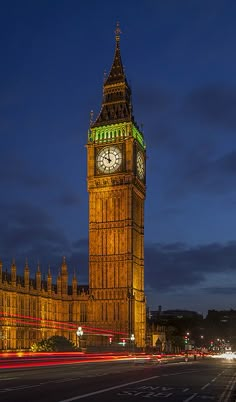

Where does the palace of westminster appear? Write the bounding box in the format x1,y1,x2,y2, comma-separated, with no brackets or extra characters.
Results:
0,27,147,351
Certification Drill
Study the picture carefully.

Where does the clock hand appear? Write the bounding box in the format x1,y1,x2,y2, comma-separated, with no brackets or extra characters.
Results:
104,156,111,163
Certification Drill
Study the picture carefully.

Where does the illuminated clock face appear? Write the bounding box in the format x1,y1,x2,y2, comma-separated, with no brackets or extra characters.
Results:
136,151,145,180
96,146,122,174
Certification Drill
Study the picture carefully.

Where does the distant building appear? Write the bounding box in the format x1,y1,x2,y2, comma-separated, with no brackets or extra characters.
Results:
150,309,203,321
204,310,236,351
206,309,236,323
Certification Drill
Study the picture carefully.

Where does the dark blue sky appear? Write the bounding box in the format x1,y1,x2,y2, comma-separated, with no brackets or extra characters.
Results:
1,0,236,315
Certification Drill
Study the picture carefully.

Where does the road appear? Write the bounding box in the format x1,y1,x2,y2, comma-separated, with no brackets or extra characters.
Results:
0,356,236,401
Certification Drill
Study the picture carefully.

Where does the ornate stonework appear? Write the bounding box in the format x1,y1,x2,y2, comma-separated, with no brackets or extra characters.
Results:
86,30,146,348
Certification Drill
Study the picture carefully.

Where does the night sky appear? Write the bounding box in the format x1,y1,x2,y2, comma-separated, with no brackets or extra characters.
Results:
1,0,236,316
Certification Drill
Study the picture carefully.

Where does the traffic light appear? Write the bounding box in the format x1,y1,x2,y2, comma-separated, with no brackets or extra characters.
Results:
184,336,188,344
109,337,112,344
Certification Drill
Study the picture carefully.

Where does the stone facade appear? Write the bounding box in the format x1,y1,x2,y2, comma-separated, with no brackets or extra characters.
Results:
0,258,89,350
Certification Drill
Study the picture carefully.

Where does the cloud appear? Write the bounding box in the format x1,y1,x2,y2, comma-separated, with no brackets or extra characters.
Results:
145,241,236,294
164,147,236,199
72,238,88,250
217,150,236,173
135,86,173,115
57,192,81,207
0,153,55,189
0,202,70,266
186,85,236,131
158,208,184,218
0,200,89,283
2,203,53,226
203,287,236,295
1,220,236,309
134,86,180,151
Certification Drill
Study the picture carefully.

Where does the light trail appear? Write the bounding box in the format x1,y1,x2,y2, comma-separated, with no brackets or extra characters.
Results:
0,311,128,337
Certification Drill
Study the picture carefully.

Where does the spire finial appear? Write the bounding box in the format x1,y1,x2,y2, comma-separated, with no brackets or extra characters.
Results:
90,110,94,127
37,261,40,272
103,69,107,82
115,21,121,42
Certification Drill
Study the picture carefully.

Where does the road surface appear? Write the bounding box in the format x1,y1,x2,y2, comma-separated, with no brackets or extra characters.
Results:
0,356,235,401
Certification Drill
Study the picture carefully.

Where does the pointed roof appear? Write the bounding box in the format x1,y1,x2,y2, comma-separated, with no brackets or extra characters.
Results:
24,258,29,271
47,265,51,277
104,27,126,86
73,268,77,280
61,256,68,275
91,23,134,127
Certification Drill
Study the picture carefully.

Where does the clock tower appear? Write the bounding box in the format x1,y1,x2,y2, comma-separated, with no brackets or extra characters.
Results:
87,25,146,348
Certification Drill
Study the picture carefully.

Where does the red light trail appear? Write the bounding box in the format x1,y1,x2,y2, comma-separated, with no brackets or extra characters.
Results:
0,311,128,337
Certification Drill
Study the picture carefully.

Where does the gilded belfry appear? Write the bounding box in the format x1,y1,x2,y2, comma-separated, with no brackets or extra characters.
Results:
86,24,146,348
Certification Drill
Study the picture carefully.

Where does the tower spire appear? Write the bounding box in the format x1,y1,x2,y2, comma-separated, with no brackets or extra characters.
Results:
91,23,133,127
115,21,121,42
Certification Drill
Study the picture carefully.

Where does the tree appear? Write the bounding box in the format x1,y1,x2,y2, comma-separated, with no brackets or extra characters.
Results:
31,336,76,352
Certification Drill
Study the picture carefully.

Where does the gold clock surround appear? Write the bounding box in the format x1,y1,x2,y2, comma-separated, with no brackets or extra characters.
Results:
136,150,145,180
96,145,122,174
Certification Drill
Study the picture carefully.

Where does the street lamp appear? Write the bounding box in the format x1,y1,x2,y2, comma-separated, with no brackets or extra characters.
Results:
131,333,135,354
76,326,83,349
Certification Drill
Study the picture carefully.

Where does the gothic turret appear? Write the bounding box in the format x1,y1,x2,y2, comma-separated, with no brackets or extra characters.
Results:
11,259,16,285
72,270,77,296
47,266,52,293
24,259,29,289
61,256,68,295
36,263,41,291
57,269,62,295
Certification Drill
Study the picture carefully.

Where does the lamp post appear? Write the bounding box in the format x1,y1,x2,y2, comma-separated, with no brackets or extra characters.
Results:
76,326,83,350
131,333,135,354
128,288,134,350
200,335,204,347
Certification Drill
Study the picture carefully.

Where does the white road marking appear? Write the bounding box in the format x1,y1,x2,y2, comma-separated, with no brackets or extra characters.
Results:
183,388,190,392
58,368,205,401
0,384,41,393
219,372,236,402
201,383,210,390
58,375,161,401
211,377,216,382
183,393,198,402
0,378,18,381
54,378,78,383
162,369,200,376
0,377,83,393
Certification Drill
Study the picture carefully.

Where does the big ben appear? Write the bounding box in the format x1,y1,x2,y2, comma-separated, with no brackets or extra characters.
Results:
87,25,146,348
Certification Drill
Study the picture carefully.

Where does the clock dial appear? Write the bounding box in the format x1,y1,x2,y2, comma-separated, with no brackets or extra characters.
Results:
136,151,145,180
96,146,122,174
